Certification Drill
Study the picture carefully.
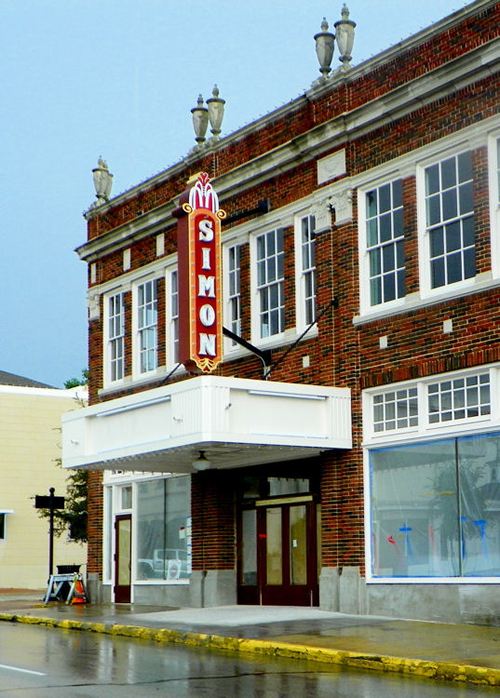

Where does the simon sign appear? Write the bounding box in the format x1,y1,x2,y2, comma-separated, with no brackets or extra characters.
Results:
175,172,226,373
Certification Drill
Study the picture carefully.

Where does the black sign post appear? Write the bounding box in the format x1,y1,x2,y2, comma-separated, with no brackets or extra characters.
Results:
35,487,65,577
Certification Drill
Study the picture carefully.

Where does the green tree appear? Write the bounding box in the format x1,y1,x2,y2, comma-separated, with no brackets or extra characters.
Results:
64,369,89,390
38,371,88,543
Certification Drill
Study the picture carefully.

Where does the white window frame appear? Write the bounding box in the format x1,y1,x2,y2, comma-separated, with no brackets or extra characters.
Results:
251,228,285,343
372,386,419,434
0,510,13,541
295,214,317,330
357,175,408,315
360,177,406,308
105,291,126,385
224,243,242,350
132,277,159,378
488,130,500,279
167,267,179,367
427,373,491,425
363,365,500,584
103,473,191,590
417,148,476,298
364,366,498,445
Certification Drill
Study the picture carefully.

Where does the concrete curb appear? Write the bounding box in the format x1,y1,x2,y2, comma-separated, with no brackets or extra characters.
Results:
0,612,498,687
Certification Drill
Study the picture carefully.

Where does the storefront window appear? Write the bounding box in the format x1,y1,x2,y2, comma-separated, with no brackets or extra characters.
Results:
370,432,500,578
136,476,191,582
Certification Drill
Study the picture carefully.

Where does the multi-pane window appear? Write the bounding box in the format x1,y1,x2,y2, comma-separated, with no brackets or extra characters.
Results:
137,279,158,373
169,270,179,364
366,179,405,306
108,293,125,382
497,138,500,204
256,229,284,338
373,388,418,432
425,151,475,288
228,245,241,342
428,373,491,423
300,215,316,324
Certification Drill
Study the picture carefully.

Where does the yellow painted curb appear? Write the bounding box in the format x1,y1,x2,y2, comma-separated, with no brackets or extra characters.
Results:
0,612,498,687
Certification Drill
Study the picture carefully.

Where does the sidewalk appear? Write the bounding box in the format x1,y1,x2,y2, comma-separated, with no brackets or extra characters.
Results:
0,591,499,688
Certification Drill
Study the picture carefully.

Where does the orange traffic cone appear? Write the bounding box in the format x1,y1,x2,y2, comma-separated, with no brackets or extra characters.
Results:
72,577,87,604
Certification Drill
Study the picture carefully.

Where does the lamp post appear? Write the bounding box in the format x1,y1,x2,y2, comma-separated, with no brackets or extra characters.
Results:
334,4,356,68
34,487,65,578
207,85,225,140
191,94,209,145
314,18,335,80
92,157,113,206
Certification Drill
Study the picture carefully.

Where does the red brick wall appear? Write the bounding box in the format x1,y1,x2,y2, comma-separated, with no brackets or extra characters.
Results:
83,5,499,581
191,471,236,571
86,470,104,576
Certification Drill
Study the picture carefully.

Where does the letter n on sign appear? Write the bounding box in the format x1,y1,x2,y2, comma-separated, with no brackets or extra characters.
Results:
174,172,225,373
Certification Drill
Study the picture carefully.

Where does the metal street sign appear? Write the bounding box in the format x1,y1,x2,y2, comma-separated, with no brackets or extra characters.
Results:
35,494,65,509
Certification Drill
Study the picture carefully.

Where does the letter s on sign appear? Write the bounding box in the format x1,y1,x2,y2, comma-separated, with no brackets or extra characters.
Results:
198,219,214,242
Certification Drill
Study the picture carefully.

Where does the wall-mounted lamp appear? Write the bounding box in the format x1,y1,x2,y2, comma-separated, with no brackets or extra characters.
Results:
193,450,211,471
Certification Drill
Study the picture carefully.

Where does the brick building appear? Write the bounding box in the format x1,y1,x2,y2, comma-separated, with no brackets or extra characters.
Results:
63,0,500,623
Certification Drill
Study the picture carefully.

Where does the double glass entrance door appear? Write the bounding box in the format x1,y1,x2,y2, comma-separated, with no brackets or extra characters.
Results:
239,496,319,606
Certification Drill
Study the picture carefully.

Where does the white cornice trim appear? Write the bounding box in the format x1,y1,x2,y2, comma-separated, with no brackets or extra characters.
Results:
84,0,496,221
77,37,499,263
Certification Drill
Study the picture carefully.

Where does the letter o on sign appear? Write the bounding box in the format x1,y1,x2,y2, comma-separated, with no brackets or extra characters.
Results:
199,304,216,327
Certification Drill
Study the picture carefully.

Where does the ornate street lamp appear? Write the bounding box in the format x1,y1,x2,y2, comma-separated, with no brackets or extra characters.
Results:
92,157,113,206
334,4,356,68
191,94,209,145
314,17,335,80
207,84,225,139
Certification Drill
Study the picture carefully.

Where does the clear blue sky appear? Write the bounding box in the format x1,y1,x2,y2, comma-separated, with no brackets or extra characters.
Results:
0,0,471,387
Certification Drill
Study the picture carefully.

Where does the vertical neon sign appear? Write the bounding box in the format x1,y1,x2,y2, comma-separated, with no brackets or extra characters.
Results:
175,172,225,373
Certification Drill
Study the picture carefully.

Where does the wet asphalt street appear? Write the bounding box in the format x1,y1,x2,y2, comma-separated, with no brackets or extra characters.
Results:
0,623,497,697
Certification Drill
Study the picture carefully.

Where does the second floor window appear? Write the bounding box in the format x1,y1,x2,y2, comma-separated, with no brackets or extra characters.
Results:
496,137,500,205
169,270,179,365
228,245,241,342
425,151,475,289
256,229,284,338
300,215,316,324
366,179,405,306
108,293,125,382
137,279,158,373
